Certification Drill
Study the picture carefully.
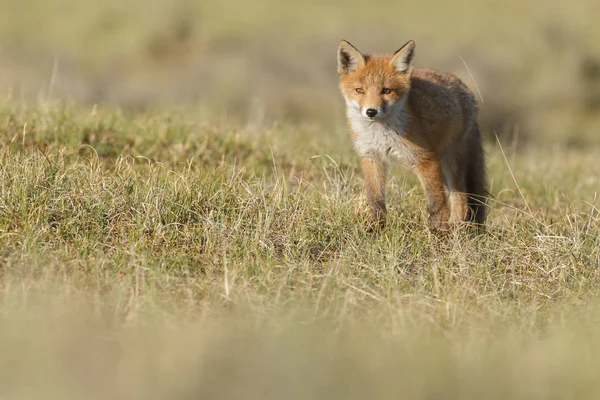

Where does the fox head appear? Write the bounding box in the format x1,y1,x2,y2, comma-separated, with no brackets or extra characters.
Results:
337,40,415,121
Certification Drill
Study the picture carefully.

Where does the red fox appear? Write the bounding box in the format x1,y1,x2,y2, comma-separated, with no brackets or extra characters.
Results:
337,40,487,230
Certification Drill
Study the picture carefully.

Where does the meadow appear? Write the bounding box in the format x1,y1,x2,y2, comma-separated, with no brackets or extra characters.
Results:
1,0,600,398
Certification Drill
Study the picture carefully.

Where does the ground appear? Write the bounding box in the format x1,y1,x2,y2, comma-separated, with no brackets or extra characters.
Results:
0,103,599,398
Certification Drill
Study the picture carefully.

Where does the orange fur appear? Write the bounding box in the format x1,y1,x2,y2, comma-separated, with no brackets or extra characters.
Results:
337,40,487,230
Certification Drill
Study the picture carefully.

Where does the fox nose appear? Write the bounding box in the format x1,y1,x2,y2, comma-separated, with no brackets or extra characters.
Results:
365,108,378,118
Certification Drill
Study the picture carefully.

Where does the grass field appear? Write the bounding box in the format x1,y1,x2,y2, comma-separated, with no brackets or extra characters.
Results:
1,0,600,398
0,102,599,398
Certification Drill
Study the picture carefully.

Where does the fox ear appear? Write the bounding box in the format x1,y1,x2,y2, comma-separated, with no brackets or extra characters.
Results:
338,40,365,75
390,40,415,73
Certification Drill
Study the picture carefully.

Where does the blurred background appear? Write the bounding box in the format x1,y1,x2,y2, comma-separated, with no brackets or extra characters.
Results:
1,0,599,142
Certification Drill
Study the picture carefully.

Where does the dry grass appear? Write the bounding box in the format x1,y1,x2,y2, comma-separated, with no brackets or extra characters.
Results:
0,102,599,398
1,0,600,396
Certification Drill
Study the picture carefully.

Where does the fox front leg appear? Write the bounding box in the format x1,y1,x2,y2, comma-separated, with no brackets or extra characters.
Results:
360,156,387,230
415,155,450,230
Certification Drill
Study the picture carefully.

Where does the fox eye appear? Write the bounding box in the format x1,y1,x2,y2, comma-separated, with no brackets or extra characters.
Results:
355,88,364,94
381,88,392,94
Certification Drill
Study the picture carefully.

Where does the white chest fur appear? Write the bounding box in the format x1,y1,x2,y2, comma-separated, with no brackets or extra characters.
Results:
346,107,416,166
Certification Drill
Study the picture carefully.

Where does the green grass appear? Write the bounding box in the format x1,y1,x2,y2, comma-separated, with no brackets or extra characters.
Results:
0,102,599,398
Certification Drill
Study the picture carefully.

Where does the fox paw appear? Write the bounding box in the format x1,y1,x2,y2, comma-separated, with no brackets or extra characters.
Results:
428,212,450,231
365,217,386,233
